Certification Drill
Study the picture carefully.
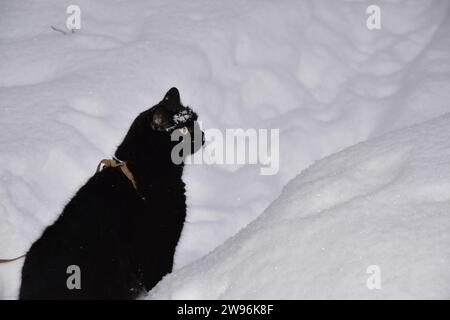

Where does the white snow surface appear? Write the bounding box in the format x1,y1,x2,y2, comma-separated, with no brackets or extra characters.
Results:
1,0,450,299
149,114,450,299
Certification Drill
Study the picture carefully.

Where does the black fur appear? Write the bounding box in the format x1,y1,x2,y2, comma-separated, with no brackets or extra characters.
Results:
19,88,204,299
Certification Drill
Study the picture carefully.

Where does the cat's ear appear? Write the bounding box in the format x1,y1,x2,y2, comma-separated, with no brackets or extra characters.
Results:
162,87,180,110
151,106,171,131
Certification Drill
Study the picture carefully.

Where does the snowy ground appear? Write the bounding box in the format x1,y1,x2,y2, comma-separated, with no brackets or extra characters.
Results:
1,0,450,299
149,114,450,299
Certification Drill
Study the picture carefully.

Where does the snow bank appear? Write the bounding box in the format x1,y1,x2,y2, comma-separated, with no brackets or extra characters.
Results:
1,0,450,299
149,114,450,299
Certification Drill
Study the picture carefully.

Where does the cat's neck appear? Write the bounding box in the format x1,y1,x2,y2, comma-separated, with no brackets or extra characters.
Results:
124,156,185,197
114,127,185,196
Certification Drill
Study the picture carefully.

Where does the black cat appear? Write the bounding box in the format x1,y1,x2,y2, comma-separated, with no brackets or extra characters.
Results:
19,88,204,299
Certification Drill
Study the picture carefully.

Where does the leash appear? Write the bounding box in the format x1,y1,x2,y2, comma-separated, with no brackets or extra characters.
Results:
0,158,139,264
0,254,26,264
96,158,138,190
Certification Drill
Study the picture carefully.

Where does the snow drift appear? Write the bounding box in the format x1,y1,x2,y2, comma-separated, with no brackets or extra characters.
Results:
149,114,450,299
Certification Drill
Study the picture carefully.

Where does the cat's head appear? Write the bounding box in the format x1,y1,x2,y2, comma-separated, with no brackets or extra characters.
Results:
115,87,204,165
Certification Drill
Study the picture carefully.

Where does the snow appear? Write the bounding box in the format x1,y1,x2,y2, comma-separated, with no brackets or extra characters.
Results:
149,114,450,299
1,0,450,299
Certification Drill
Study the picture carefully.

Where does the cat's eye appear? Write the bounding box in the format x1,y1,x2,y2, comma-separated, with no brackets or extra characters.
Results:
179,127,189,135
